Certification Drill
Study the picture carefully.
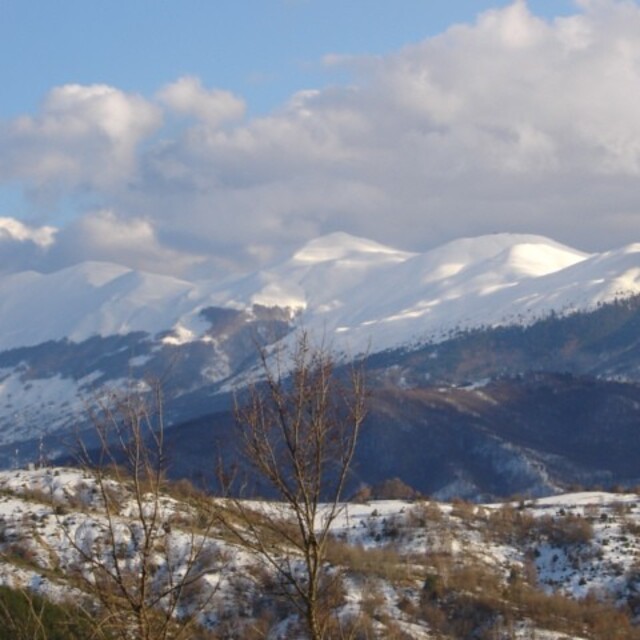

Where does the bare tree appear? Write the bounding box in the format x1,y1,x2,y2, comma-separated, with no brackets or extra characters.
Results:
220,332,367,640
56,382,223,640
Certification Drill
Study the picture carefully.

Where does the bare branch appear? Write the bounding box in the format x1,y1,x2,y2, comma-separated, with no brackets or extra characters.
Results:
223,331,367,640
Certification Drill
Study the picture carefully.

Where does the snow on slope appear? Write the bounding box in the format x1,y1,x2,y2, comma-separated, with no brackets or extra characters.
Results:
214,231,415,311
0,262,210,351
3,231,640,355
320,233,590,351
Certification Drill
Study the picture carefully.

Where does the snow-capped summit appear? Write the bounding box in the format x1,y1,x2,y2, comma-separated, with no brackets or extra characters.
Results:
311,233,591,351
396,233,588,284
214,232,413,311
291,231,414,264
0,230,636,355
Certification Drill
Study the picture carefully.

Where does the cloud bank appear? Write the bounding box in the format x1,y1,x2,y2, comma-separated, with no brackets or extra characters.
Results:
2,0,640,277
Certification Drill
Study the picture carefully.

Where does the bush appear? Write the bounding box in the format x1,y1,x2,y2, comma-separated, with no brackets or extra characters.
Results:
0,586,93,640
485,503,536,545
325,540,413,584
370,477,418,500
538,513,594,547
450,498,476,522
406,501,442,528
416,550,640,640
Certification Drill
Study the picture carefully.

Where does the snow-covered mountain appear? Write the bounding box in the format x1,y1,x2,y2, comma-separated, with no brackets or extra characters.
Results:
4,230,640,477
3,231,639,354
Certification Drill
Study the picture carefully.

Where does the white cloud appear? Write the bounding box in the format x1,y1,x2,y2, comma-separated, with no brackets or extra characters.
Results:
0,217,57,274
0,217,56,247
158,76,245,127
4,1,640,274
127,0,640,260
0,213,235,279
48,210,205,276
0,84,161,192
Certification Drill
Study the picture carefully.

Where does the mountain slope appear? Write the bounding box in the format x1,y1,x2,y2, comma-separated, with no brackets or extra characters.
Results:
160,370,640,500
3,231,640,495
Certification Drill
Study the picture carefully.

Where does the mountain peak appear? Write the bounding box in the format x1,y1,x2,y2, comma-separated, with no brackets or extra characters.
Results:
292,232,413,264
429,232,584,259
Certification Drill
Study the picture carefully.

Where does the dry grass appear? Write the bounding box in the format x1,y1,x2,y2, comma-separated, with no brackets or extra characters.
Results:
325,539,418,585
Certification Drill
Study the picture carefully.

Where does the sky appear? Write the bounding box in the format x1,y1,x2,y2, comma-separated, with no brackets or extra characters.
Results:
0,0,638,279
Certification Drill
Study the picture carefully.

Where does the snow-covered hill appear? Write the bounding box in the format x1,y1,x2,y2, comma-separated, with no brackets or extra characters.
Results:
0,466,638,639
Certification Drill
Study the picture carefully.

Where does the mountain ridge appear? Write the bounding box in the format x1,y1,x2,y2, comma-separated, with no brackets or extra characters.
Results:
0,231,630,353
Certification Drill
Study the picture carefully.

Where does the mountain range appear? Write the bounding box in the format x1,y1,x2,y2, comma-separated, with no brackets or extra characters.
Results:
4,231,640,498
5,231,639,353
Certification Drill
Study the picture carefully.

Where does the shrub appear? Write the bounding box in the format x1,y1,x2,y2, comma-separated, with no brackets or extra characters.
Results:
406,501,442,528
450,498,475,522
0,586,93,640
538,513,594,547
370,477,418,500
485,503,536,545
325,540,413,584
351,484,373,503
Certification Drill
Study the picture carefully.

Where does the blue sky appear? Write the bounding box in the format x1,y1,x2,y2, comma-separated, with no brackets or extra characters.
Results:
1,1,639,278
1,1,575,118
